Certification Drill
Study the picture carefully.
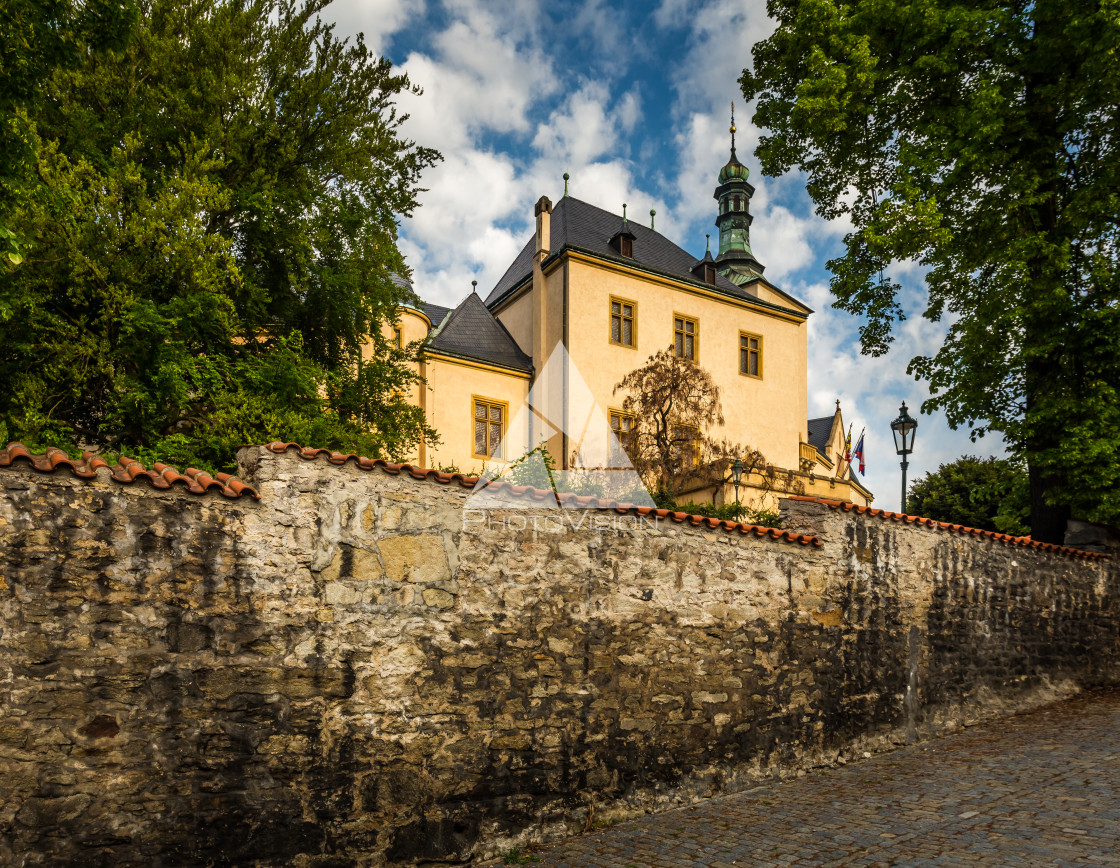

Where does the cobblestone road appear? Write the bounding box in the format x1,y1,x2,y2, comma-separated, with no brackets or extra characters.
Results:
491,688,1120,867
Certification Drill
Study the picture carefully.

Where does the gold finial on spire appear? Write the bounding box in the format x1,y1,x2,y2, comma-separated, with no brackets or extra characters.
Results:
730,101,737,152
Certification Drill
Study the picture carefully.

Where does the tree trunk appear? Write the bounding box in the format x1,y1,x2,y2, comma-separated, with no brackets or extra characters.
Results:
1027,461,1070,545
1019,6,1073,546
1022,304,1072,545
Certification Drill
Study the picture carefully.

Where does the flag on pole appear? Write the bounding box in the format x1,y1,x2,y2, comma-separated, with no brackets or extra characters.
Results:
843,424,853,464
854,430,866,475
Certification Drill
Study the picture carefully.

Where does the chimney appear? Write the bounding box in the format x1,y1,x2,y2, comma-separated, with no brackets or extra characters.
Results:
532,196,552,373
531,195,554,456
534,195,552,257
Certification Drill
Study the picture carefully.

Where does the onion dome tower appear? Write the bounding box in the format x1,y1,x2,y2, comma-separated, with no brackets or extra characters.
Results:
714,103,766,284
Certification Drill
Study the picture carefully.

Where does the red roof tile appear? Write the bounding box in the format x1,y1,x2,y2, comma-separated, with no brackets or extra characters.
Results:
787,496,1107,561
260,442,822,547
0,443,259,499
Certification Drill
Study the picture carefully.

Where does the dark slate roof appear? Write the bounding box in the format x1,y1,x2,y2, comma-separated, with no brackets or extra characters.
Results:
485,197,806,314
393,273,451,325
420,302,451,326
428,292,533,373
807,416,833,452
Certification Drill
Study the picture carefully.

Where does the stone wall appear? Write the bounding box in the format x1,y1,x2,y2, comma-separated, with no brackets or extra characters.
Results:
0,445,1115,866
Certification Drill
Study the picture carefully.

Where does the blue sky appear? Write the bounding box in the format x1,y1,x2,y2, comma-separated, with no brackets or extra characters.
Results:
327,0,1005,508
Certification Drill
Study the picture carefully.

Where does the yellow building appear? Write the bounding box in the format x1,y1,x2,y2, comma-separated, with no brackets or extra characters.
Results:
385,130,873,508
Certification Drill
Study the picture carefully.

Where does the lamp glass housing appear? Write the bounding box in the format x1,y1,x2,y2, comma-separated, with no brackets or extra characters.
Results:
891,402,918,455
731,458,744,485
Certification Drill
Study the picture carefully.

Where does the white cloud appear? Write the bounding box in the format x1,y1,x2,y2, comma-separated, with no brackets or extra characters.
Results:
652,0,698,30
390,4,665,306
750,206,817,281
532,83,643,168
325,0,425,56
400,44,556,155
616,90,642,132
563,161,665,226
668,112,732,228
570,0,630,63
667,0,775,116
403,149,525,306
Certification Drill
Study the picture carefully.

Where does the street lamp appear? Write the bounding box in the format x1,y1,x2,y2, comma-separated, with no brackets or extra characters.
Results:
890,401,918,512
731,457,744,505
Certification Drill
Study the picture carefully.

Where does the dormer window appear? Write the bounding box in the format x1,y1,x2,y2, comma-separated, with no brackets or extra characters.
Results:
610,228,636,258
704,263,716,285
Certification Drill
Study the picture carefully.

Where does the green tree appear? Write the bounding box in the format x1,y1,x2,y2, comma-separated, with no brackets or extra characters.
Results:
741,0,1120,541
906,455,1030,535
1,0,439,471
613,349,795,502
1,0,138,260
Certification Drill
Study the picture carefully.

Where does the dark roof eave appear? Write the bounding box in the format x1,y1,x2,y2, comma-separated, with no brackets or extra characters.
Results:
487,244,810,321
423,345,533,375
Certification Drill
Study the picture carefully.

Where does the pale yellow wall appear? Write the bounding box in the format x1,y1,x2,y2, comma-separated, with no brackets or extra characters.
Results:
422,355,530,476
690,470,871,513
364,305,431,394
498,289,533,355
746,281,808,311
368,305,431,351
563,255,808,471
495,265,568,463
801,473,872,507
547,263,565,357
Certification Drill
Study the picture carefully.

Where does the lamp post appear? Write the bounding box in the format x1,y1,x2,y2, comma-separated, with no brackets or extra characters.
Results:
890,401,918,512
731,457,744,505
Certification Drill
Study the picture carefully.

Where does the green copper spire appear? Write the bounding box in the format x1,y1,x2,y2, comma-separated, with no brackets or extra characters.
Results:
713,101,765,283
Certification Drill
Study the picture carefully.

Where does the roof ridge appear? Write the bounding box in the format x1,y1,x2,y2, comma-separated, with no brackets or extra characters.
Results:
0,442,259,499
259,442,821,547
787,495,1107,560
485,195,762,307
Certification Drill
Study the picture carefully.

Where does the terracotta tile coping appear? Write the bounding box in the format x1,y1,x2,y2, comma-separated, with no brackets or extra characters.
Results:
0,443,259,499
258,442,823,546
787,496,1108,561
6,441,1100,560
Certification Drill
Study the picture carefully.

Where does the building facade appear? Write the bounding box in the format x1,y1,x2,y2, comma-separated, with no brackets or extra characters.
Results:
373,131,873,508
